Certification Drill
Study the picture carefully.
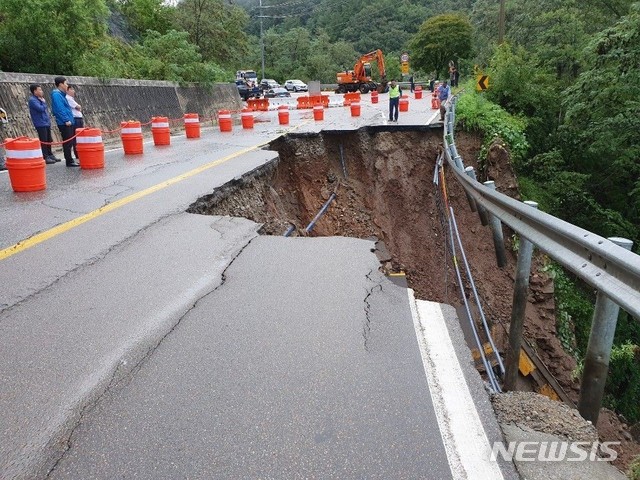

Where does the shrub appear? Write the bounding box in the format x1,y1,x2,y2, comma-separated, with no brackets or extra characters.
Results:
455,87,529,166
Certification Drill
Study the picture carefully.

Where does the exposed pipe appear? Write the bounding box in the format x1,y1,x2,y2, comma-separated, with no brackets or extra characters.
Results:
283,224,296,237
339,143,348,178
450,206,506,377
446,204,501,392
305,192,337,234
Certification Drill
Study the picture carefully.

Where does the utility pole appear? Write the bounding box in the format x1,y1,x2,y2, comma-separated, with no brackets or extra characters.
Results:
259,0,265,81
498,0,506,44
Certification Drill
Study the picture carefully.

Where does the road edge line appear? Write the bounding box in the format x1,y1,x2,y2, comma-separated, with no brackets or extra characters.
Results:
408,289,505,480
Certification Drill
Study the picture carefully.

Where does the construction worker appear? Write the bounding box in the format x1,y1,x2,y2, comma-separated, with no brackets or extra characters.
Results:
388,79,401,122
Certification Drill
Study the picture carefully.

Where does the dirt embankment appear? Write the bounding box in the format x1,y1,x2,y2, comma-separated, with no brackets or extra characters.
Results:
188,129,640,471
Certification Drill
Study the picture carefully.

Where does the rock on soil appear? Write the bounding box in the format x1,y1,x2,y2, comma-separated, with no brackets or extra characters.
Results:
492,391,598,443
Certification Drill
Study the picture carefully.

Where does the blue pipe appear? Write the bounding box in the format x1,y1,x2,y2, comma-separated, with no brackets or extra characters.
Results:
283,224,295,237
304,192,337,234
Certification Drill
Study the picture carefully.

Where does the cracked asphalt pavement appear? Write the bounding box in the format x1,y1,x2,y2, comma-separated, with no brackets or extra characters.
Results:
1,99,480,479
48,235,453,479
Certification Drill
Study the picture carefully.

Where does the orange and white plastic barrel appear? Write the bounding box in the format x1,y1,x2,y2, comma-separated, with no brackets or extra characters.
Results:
399,95,409,112
151,116,171,145
414,85,423,100
241,108,254,129
278,105,289,125
184,113,201,138
313,105,324,121
431,92,440,110
76,128,105,169
350,102,361,117
4,137,46,192
120,121,143,155
218,110,232,132
371,91,379,104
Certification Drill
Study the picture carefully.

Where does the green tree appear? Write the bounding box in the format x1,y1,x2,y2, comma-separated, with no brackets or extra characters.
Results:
0,0,108,74
174,0,250,67
116,0,173,36
409,13,472,79
483,43,560,155
132,30,227,83
73,37,145,79
560,5,640,240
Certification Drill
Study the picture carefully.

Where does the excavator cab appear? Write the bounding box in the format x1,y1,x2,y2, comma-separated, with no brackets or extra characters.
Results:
362,63,372,80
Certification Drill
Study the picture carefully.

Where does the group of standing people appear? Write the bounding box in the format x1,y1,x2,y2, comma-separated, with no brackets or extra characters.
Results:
28,77,84,167
388,73,451,123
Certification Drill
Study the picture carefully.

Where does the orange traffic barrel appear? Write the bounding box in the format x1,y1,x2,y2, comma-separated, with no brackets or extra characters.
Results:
184,113,201,138
371,90,379,104
151,116,171,145
4,137,46,192
399,96,409,112
76,128,105,169
218,110,232,132
350,102,361,117
313,105,324,121
120,121,143,155
415,85,423,100
278,105,289,125
241,108,254,129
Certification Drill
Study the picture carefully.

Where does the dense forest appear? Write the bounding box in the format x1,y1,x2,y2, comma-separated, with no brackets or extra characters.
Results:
1,0,639,425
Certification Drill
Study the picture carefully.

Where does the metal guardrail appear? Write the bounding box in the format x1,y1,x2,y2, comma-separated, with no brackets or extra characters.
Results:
442,97,640,320
442,95,640,423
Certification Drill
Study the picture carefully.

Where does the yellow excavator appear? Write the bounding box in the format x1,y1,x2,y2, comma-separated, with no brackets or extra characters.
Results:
336,49,388,94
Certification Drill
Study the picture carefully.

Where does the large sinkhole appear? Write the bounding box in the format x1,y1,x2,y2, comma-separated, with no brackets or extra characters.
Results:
187,129,576,394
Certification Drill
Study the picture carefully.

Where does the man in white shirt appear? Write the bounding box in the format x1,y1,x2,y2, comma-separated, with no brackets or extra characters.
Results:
66,85,84,160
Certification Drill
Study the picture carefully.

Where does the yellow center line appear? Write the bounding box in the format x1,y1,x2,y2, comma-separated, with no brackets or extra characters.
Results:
0,141,269,261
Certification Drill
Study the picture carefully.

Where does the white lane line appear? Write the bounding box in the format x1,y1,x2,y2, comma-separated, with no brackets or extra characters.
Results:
427,109,441,125
408,290,505,480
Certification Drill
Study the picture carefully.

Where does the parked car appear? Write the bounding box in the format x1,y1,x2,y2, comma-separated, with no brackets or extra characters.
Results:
260,79,280,91
284,80,308,92
235,79,260,101
264,87,291,98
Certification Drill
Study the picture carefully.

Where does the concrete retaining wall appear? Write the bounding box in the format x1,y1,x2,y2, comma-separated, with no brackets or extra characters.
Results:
0,73,243,141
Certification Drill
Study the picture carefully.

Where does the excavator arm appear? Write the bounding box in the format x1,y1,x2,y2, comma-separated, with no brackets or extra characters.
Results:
353,49,386,82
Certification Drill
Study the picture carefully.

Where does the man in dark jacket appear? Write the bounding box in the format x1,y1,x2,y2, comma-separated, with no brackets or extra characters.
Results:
51,77,79,167
28,84,60,164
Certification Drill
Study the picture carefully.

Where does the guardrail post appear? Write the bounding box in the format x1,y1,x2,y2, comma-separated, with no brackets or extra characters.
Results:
483,181,507,268
466,167,489,225
504,200,538,391
463,167,477,212
578,237,634,424
449,143,459,161
464,166,489,226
